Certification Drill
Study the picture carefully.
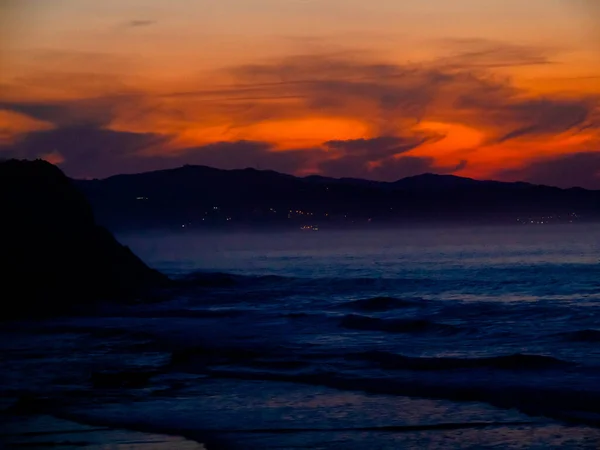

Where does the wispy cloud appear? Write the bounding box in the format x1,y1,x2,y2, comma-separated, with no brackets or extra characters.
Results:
319,134,446,180
216,51,599,141
0,124,169,178
111,19,157,31
433,38,557,68
127,19,156,28
496,151,600,189
1,44,599,182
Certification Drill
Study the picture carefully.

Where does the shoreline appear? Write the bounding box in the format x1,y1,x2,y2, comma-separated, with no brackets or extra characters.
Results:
0,413,209,449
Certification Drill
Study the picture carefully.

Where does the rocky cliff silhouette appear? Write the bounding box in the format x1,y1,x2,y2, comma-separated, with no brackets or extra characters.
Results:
0,159,168,317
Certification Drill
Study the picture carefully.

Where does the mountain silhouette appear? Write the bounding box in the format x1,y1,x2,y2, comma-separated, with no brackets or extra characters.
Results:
74,165,600,230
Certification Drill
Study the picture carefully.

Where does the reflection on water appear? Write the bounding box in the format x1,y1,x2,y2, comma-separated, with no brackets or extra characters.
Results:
118,224,600,279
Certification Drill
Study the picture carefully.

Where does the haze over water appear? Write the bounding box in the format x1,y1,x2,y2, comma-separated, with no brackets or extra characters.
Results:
121,224,600,280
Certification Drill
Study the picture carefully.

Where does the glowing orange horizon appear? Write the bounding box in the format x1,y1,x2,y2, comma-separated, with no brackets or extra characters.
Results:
1,0,599,185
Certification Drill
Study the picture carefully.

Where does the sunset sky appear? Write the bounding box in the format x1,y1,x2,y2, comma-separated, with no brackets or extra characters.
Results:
1,0,600,187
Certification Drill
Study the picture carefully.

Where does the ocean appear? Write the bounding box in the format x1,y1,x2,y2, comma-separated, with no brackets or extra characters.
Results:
2,224,600,449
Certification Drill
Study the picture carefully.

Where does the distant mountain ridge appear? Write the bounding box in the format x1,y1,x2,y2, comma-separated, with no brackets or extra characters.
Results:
74,165,600,230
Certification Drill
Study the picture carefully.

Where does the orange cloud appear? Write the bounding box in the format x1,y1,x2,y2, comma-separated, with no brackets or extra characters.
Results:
0,110,54,145
1,42,599,185
40,150,65,165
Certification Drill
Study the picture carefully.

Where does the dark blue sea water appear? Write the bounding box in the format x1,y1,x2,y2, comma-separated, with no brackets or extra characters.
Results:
3,225,600,449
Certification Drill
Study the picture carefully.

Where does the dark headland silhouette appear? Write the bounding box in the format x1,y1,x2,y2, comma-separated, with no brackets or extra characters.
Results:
0,159,168,318
76,165,600,230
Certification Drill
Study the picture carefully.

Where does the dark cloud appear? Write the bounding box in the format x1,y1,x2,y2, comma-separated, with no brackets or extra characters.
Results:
320,154,465,181
111,19,157,31
127,20,156,28
179,141,324,175
0,97,130,128
497,152,600,189
435,38,556,68
0,120,456,181
454,159,468,172
224,55,451,132
5,49,598,148
374,156,460,181
0,123,325,179
473,97,594,143
319,134,455,181
0,125,168,178
2,48,598,182
324,135,432,159
229,54,401,83
221,53,598,140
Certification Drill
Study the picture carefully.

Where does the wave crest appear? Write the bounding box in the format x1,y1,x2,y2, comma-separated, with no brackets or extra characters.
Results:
339,314,464,335
343,296,422,311
348,351,571,371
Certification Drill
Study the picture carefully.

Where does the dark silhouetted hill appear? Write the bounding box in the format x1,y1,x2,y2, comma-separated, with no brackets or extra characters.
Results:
74,165,600,230
0,159,168,317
